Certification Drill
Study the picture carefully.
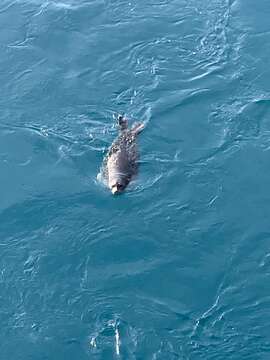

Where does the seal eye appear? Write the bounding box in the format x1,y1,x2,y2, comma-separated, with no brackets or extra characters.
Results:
117,184,124,191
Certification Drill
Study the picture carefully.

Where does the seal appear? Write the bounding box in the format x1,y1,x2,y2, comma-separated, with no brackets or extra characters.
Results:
101,115,144,195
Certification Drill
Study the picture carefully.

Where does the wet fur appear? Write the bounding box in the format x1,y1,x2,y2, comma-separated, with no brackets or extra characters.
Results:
102,123,144,190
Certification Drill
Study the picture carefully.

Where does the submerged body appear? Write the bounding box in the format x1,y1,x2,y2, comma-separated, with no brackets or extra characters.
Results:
102,116,144,194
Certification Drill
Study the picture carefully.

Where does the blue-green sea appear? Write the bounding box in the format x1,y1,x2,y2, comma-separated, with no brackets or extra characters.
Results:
1,0,270,359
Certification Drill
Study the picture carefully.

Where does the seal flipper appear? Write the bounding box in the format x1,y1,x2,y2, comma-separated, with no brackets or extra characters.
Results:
117,115,128,131
131,122,145,135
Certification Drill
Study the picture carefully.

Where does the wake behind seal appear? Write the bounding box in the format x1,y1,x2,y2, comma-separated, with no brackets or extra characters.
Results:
100,115,144,195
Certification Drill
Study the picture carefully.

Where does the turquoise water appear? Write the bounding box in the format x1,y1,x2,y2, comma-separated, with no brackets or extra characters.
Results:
1,0,270,358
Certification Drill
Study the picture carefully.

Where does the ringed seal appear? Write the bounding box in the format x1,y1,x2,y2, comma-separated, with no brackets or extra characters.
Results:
101,115,144,195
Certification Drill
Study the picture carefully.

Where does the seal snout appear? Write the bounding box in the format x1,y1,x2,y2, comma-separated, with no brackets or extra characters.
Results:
111,183,125,195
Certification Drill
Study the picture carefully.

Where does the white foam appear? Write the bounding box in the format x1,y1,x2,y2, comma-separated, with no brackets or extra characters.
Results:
115,326,120,356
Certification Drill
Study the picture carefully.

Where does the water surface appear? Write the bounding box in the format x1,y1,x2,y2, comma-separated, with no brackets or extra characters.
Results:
1,0,270,359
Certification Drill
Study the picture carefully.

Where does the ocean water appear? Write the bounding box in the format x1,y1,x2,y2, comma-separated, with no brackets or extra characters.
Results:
1,0,270,358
